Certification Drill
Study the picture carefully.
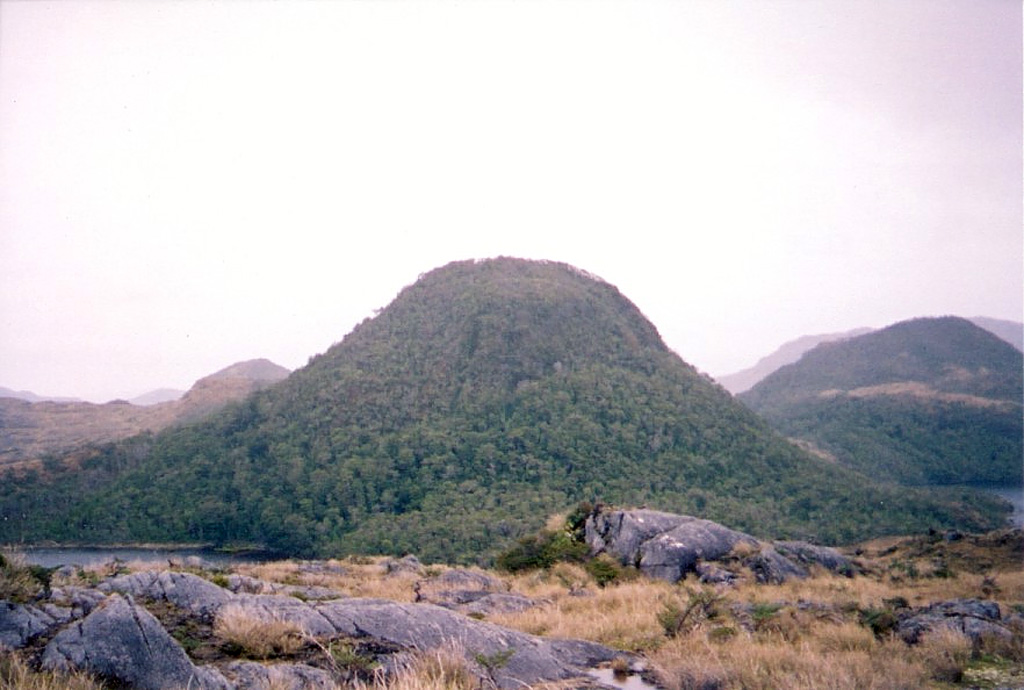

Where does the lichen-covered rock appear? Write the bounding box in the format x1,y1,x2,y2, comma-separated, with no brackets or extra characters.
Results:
41,594,230,690
0,600,71,649
99,571,233,619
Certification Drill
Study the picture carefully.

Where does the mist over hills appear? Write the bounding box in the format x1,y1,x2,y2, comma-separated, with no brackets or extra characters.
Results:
0,259,1007,562
740,317,1023,486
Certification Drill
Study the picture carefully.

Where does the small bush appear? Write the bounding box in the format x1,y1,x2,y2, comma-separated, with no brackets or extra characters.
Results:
0,550,51,603
658,588,721,637
859,607,899,638
584,554,628,587
495,530,586,572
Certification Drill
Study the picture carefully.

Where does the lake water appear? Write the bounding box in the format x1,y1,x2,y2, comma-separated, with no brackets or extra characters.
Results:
977,483,1024,527
18,546,277,569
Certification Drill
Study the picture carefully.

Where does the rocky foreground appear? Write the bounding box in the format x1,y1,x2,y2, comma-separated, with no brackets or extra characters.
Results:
2,508,1022,690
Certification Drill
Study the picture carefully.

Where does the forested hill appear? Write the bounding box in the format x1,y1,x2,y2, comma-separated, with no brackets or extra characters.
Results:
0,261,1008,561
740,317,1023,486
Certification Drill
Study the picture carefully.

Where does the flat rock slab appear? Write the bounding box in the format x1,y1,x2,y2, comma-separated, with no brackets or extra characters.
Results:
314,598,621,689
42,594,230,690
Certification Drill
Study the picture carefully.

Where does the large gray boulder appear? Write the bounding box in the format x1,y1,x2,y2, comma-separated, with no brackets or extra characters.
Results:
638,519,759,582
585,507,841,584
586,509,692,565
99,571,233,619
41,594,230,690
314,598,621,689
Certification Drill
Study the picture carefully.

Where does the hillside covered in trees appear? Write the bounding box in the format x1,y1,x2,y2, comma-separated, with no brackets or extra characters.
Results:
740,317,1023,486
0,261,1009,562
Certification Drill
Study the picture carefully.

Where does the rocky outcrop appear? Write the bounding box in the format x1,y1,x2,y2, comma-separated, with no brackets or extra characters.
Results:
0,601,71,649
585,507,852,584
3,564,620,690
413,568,539,615
100,571,234,619
41,594,231,690
897,598,1013,646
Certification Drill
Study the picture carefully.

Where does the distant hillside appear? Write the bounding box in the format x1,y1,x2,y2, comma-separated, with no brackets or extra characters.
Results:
970,316,1023,352
716,329,872,394
129,388,186,406
0,387,81,404
717,317,1022,394
0,359,289,470
0,259,1007,562
740,317,1023,486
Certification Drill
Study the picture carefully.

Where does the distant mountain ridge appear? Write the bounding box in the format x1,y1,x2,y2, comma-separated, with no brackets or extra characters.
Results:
716,328,873,394
0,259,1007,561
0,358,290,470
717,317,1022,394
740,317,1023,486
0,387,82,404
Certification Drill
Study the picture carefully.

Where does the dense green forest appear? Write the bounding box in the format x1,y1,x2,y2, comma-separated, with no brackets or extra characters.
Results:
741,317,1023,486
0,262,1010,562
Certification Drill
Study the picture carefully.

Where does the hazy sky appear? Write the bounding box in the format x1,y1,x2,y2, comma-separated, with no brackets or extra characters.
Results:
2,0,1021,403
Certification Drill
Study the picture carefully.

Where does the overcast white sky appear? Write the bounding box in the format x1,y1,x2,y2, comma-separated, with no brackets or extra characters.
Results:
1,0,1021,403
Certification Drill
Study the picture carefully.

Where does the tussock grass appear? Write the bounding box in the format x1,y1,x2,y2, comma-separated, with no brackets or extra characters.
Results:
213,603,305,659
0,652,104,690
382,645,477,690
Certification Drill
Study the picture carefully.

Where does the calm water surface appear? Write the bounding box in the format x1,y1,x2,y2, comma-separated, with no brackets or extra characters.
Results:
20,546,277,569
978,484,1024,527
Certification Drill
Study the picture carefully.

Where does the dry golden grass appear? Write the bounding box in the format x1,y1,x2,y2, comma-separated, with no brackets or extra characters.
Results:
493,573,673,650
0,652,105,690
213,603,305,659
379,645,477,690
235,557,426,602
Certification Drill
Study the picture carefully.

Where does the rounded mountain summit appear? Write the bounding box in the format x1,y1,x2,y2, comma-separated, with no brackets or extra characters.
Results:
3,258,1008,561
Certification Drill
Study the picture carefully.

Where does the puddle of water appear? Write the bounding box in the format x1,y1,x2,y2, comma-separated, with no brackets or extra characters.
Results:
587,667,659,690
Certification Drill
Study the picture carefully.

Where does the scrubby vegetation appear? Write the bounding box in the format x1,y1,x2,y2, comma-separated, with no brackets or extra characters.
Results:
0,262,1009,563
